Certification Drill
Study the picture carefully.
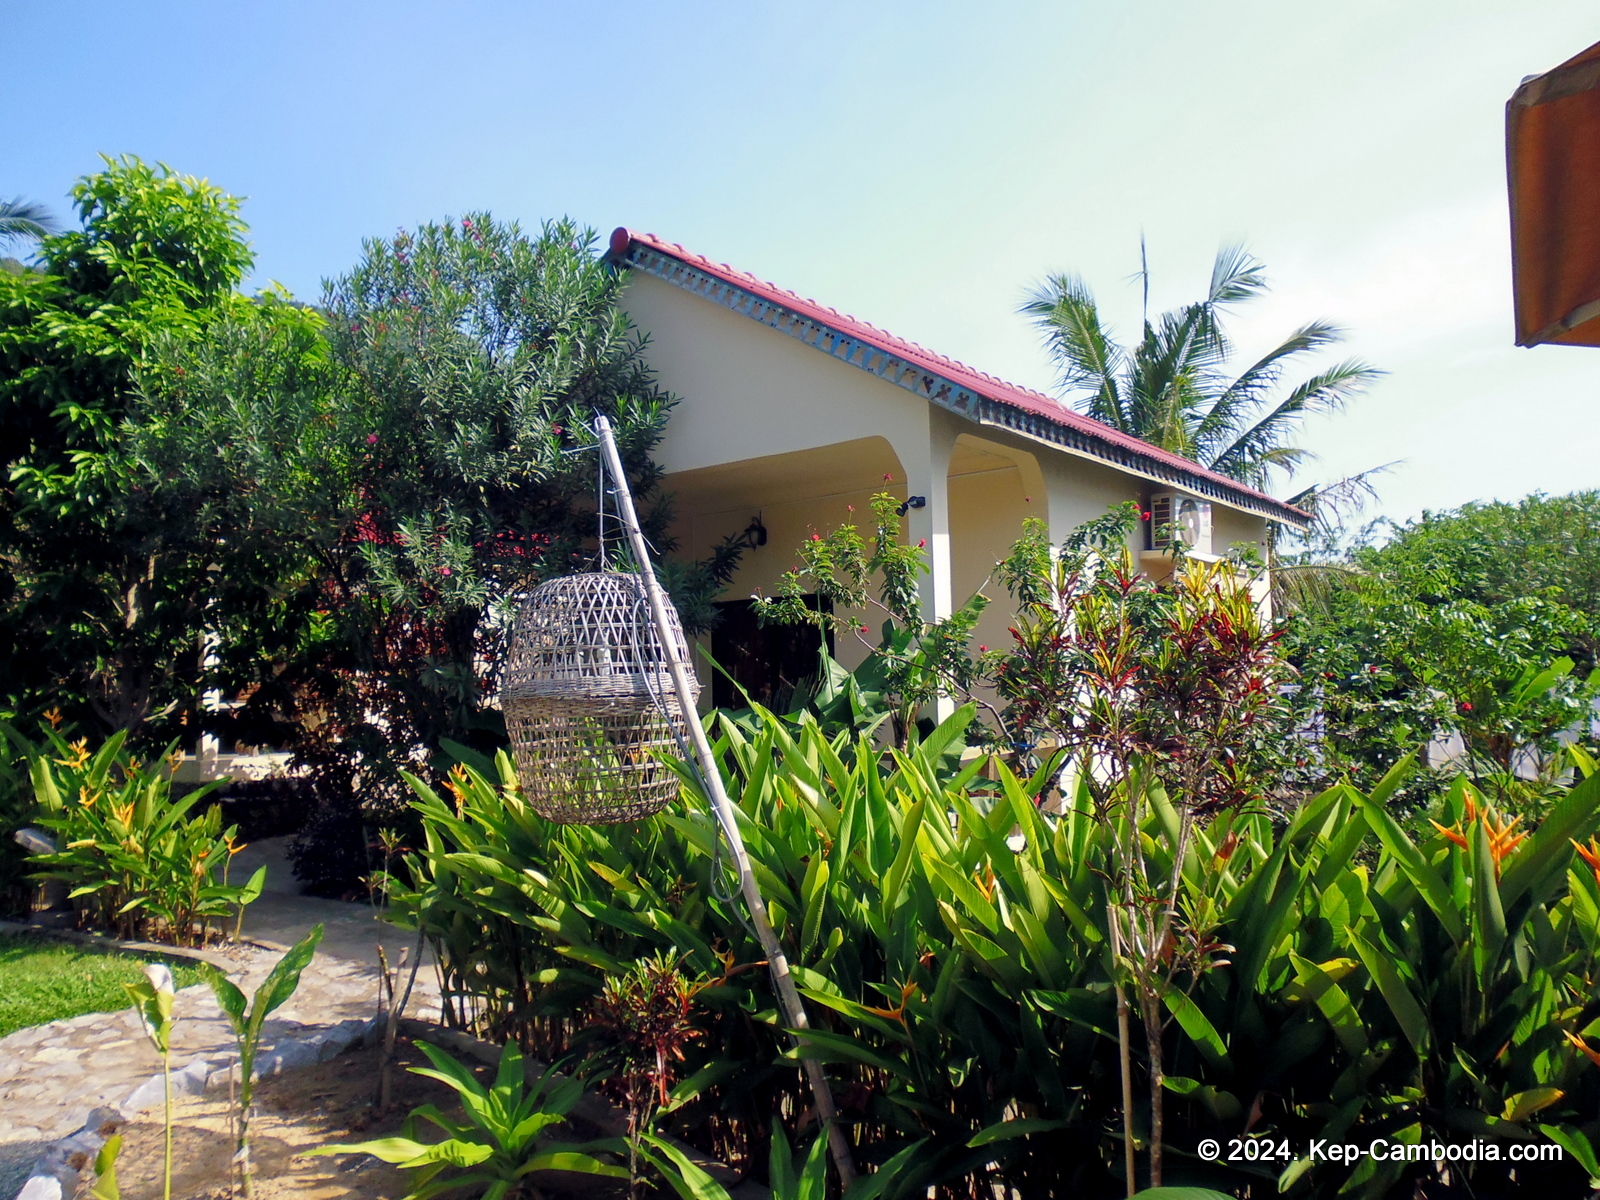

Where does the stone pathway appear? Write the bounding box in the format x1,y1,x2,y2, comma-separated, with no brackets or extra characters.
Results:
0,840,439,1196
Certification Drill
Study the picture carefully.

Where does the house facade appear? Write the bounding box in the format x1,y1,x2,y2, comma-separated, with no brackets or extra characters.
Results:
607,229,1309,708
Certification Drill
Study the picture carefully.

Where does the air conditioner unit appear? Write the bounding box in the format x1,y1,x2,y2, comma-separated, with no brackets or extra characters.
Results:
1149,491,1213,555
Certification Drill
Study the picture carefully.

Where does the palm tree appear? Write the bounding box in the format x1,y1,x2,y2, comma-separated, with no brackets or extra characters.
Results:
1022,245,1381,490
0,196,57,251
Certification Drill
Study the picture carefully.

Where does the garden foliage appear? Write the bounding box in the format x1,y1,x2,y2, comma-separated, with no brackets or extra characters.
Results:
313,1038,627,1200
0,156,262,736
393,718,1600,1198
1286,491,1600,790
17,722,262,945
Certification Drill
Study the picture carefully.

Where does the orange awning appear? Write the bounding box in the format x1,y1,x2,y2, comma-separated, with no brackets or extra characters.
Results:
1508,39,1600,347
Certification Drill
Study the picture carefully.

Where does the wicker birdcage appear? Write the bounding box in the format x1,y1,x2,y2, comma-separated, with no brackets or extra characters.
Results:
500,571,698,824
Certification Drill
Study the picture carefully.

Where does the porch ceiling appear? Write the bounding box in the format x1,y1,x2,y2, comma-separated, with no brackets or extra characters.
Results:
664,436,902,516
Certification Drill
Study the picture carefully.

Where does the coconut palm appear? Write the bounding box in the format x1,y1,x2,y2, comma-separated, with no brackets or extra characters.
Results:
1022,244,1381,490
0,196,57,250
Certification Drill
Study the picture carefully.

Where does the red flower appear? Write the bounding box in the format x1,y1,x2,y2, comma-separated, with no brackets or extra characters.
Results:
810,533,822,542
917,538,926,548
1141,510,1151,520
978,645,988,653
1368,665,1379,674
1460,702,1473,712
883,473,894,482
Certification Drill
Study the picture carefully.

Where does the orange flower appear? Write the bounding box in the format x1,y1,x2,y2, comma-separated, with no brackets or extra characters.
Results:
1567,1030,1600,1070
1432,795,1526,878
445,765,472,816
864,981,921,1024
974,865,997,902
1573,838,1600,890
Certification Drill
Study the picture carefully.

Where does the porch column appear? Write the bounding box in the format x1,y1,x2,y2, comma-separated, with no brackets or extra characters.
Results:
900,411,959,721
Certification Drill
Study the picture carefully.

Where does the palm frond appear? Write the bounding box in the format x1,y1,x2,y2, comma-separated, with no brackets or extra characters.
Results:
1271,560,1364,618
1191,320,1346,460
1208,243,1267,307
0,197,58,246
1021,275,1127,430
1205,358,1383,485
1128,307,1219,456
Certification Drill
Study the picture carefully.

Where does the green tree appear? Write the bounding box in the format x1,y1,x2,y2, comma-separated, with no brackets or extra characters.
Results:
134,214,711,889
1285,492,1600,792
1022,245,1381,489
0,157,257,735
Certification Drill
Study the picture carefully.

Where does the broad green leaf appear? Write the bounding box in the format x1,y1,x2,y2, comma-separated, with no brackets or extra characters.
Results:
1162,989,1228,1067
842,1138,928,1200
1351,929,1429,1056
1539,1123,1600,1178
200,964,247,1028
308,1136,493,1167
515,1150,628,1179
1502,1087,1564,1122
638,1136,734,1200
967,1117,1069,1147
1288,954,1367,1058
1349,787,1464,941
89,1134,122,1200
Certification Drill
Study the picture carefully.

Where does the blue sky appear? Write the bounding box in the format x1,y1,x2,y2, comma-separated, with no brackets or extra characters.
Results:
6,0,1595,524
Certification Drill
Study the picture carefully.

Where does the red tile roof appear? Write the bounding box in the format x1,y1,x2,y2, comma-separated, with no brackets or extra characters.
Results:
609,228,1310,526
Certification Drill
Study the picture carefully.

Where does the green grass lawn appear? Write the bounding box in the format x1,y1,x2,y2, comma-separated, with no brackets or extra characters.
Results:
0,934,205,1038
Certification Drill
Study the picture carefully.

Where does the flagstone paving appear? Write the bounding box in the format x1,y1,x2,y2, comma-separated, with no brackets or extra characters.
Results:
0,855,438,1196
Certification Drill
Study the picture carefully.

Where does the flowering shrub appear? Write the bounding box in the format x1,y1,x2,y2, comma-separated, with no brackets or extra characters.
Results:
20,724,263,946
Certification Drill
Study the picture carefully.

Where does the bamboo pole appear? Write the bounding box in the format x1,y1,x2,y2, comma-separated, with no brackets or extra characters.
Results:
594,417,856,1185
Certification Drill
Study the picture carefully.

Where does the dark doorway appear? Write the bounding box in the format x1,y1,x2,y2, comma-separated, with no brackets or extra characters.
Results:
710,595,833,710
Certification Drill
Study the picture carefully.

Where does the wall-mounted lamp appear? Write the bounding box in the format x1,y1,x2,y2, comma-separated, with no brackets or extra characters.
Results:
895,496,927,517
735,514,768,549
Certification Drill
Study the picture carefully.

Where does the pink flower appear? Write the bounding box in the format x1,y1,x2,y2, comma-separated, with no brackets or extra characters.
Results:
440,567,452,576
978,645,987,653
810,533,822,542
916,538,926,548
367,434,379,445
883,473,894,482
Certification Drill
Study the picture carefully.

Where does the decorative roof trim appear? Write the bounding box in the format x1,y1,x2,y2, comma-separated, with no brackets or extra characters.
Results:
610,231,1310,527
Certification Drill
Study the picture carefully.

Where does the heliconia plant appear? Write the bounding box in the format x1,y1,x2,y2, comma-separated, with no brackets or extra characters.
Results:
126,962,178,1200
311,1038,627,1200
389,717,1600,1199
381,503,1600,1198
201,924,324,1196
15,722,266,946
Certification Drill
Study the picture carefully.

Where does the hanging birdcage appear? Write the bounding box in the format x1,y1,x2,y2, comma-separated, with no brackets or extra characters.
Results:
500,571,698,824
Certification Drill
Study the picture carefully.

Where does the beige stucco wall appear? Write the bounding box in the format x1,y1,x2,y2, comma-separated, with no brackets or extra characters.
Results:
621,270,1277,705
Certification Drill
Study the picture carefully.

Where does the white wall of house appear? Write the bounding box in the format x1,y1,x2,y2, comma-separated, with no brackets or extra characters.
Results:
622,271,1276,706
